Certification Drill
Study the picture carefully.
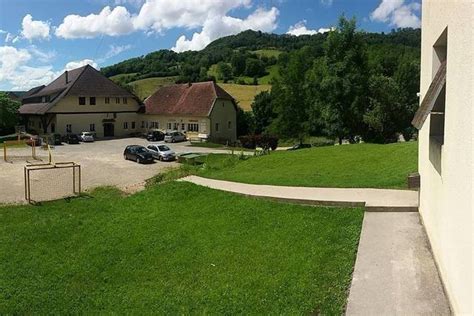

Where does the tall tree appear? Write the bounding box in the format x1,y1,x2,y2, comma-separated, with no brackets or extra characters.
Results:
216,62,233,83
309,16,370,144
251,91,275,134
0,93,21,135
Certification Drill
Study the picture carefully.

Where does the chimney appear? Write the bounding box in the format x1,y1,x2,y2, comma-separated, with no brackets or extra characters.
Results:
65,70,69,84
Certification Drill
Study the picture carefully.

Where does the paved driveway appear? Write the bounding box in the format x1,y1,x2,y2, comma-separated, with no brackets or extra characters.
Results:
0,138,233,204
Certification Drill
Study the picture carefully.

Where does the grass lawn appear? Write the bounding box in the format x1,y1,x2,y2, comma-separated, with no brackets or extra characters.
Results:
197,142,418,189
252,49,282,58
0,182,363,314
218,83,271,111
128,76,178,100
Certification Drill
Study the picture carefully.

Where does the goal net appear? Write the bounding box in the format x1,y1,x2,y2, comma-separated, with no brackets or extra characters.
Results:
24,162,81,203
2,139,42,163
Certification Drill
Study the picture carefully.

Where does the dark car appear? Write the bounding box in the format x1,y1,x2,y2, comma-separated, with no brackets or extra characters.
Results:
64,134,80,144
123,145,154,164
53,134,62,145
146,130,165,141
287,143,312,151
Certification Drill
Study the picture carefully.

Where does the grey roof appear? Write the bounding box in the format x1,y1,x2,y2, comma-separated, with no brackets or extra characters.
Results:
20,65,137,115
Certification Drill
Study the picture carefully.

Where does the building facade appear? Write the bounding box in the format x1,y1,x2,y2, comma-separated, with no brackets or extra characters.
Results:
414,1,473,313
20,65,141,138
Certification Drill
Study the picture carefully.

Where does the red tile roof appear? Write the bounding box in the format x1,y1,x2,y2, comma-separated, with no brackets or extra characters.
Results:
144,81,235,117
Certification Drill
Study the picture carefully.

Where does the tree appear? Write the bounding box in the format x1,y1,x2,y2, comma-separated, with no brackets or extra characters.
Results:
236,107,254,136
0,93,21,135
363,75,402,143
231,53,247,76
251,91,275,134
217,62,233,83
309,16,370,144
244,58,266,77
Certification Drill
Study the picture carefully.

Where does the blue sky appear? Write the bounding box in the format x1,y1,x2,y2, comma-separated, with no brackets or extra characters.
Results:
0,0,421,90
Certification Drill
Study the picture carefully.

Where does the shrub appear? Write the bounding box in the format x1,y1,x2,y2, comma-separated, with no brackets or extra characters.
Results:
238,134,279,150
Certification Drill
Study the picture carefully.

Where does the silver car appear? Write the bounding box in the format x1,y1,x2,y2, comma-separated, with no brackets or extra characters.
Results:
164,131,186,143
147,144,176,161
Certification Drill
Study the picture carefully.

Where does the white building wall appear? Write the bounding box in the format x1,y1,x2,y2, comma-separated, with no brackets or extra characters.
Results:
419,1,473,314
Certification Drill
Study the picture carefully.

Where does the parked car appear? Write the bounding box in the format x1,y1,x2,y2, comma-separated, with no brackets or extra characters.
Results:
64,134,80,144
147,144,176,161
80,132,95,142
53,134,62,145
164,131,186,143
123,145,154,164
287,143,312,151
146,130,165,142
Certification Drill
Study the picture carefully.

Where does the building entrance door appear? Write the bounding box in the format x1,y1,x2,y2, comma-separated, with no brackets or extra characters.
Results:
103,123,114,137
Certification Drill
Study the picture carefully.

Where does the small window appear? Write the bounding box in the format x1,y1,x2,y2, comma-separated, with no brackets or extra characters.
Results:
90,97,96,105
115,97,120,104
173,123,179,130
131,122,136,129
113,113,117,119
181,123,185,131
141,121,145,128
123,97,127,104
105,97,110,104
215,123,219,132
66,124,72,133
90,124,95,132
167,123,172,130
79,97,86,105
123,122,128,129
228,121,231,129
187,123,199,132
155,122,159,129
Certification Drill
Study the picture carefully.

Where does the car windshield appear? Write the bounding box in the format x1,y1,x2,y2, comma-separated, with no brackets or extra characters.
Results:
83,133,92,136
158,145,170,151
135,147,147,153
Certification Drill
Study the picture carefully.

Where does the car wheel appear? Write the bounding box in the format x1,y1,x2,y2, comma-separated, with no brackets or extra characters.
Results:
124,154,127,160
136,157,140,163
159,156,163,161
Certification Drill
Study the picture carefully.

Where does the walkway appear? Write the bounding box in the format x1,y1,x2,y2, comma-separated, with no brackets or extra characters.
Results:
181,176,419,211
181,176,450,315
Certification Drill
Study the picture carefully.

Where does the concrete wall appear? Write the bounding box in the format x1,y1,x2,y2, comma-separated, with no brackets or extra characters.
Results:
209,98,237,142
55,113,141,137
419,1,473,314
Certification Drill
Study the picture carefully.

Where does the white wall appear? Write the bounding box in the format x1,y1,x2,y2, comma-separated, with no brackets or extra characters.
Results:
418,1,473,314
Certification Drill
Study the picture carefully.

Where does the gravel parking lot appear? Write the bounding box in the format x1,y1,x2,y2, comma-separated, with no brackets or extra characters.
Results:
0,138,233,204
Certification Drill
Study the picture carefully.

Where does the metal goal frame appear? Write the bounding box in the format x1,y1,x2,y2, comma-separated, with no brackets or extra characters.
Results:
24,162,81,204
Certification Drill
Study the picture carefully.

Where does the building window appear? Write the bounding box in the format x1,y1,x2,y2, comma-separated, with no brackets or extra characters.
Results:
90,97,96,105
167,122,172,130
215,123,219,132
228,121,232,129
79,97,86,105
123,122,128,129
105,97,110,104
154,122,159,129
181,123,185,131
173,123,179,130
141,121,145,128
131,122,136,129
115,97,120,104
187,123,199,132
45,95,50,102
66,124,72,133
90,124,95,132
123,97,127,104
51,123,55,133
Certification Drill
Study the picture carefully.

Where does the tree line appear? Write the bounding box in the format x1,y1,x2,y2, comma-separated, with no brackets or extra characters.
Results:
244,17,420,144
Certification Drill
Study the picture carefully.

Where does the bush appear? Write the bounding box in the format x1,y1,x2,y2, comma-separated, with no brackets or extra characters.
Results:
310,137,335,147
239,134,279,150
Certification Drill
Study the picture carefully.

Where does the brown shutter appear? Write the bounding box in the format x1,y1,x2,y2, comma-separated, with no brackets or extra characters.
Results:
412,60,447,129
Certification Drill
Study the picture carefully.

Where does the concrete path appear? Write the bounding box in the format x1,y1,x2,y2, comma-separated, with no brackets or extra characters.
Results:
181,176,450,314
181,176,419,211
346,213,450,315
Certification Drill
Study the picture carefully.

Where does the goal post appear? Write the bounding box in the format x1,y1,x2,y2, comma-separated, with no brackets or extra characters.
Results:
24,162,81,204
3,139,39,163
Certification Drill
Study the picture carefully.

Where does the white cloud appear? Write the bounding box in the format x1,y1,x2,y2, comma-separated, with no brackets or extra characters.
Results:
97,44,133,63
371,0,420,28
287,20,331,36
55,6,134,39
4,33,14,43
320,0,333,6
28,45,56,63
114,0,144,7
21,14,50,41
64,59,98,71
0,29,6,34
173,7,279,52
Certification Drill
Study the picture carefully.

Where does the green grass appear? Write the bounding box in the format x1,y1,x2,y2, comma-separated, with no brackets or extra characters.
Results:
218,83,271,111
0,182,363,314
128,76,178,100
109,72,138,82
197,142,418,189
258,64,280,84
252,49,282,58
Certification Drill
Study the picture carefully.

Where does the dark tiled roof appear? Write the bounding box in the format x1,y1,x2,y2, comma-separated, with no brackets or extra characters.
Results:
144,81,235,116
20,65,137,115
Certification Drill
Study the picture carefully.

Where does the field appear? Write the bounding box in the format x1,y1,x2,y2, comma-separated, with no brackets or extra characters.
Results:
252,49,282,58
128,76,178,100
197,142,418,189
218,83,271,111
0,182,363,314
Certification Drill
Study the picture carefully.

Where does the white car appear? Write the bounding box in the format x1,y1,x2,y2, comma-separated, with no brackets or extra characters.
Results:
146,144,176,161
164,131,186,143
80,132,95,142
